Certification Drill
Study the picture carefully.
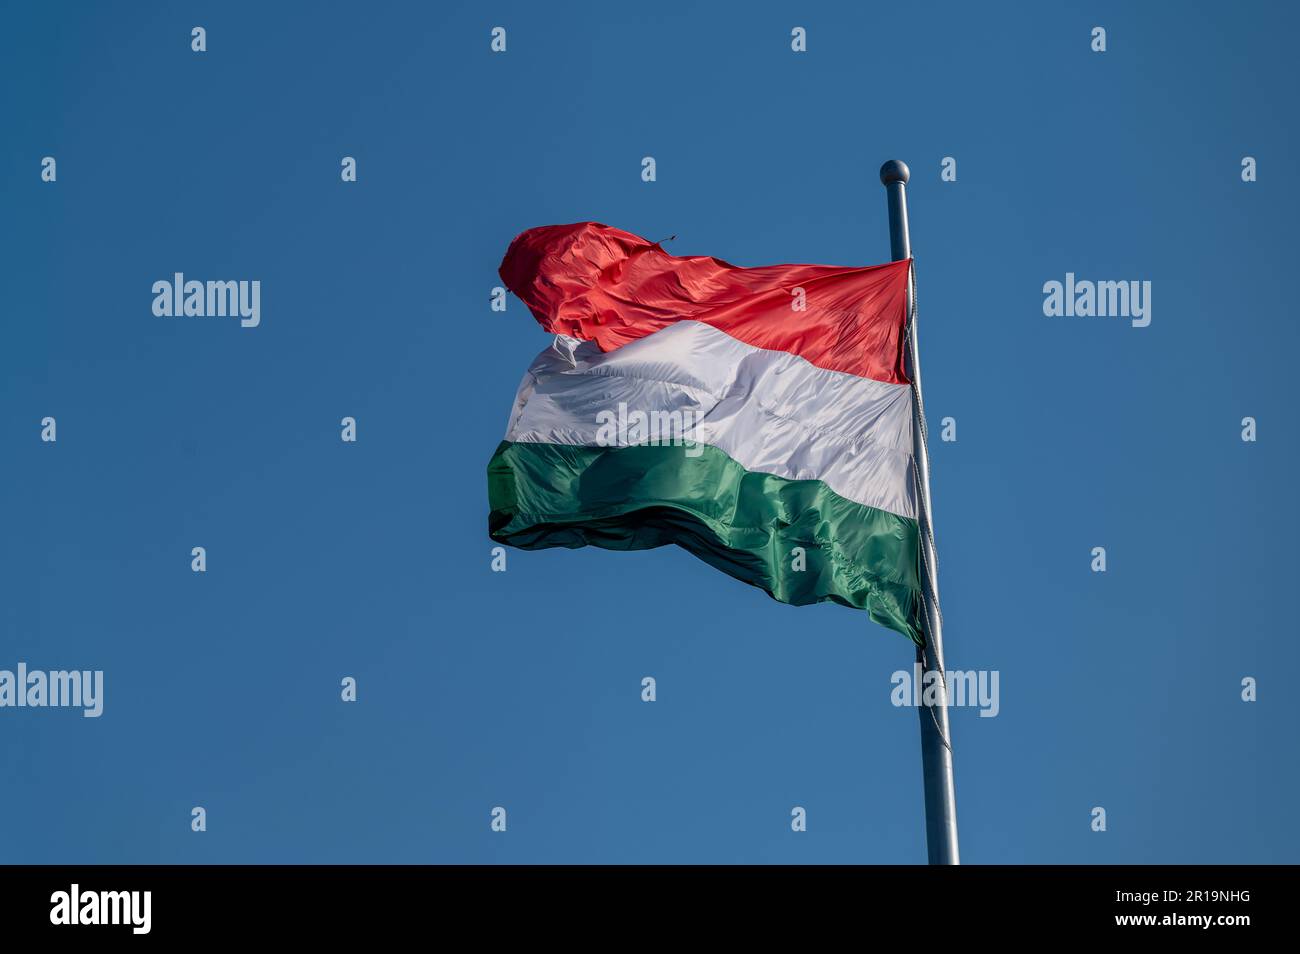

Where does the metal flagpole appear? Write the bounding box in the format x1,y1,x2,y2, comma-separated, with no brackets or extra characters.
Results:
880,159,960,865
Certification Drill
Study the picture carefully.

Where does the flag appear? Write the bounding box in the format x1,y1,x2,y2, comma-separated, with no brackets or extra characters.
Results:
488,222,923,643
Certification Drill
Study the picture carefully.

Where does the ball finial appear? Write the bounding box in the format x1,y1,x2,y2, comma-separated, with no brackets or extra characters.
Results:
879,159,910,185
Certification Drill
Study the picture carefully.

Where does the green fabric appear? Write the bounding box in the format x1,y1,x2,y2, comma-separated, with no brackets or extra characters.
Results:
488,440,923,643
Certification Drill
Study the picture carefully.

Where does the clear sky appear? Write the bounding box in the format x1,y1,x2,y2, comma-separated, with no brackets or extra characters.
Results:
2,0,1295,863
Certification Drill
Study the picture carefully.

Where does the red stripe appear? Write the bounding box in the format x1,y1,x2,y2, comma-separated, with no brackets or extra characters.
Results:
499,222,912,385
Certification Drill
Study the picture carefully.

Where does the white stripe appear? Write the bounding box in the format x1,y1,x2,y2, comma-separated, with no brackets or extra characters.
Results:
504,321,917,519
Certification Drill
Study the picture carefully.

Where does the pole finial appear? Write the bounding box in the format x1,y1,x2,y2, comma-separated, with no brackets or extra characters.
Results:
880,159,910,186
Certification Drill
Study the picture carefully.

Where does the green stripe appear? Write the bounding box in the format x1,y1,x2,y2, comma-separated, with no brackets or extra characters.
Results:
487,440,922,643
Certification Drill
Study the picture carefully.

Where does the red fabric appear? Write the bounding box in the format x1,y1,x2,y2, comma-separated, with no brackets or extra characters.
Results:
499,222,912,384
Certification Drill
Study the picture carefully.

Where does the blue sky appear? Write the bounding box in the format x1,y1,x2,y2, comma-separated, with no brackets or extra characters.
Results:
1,0,1295,863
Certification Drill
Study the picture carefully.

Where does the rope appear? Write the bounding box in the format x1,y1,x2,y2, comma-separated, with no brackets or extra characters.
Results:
907,262,943,633
906,260,953,754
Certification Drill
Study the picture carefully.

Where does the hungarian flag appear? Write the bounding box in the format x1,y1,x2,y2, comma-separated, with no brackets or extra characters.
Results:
488,223,922,643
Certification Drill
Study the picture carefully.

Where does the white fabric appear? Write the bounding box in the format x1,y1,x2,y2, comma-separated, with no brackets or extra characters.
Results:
504,320,917,520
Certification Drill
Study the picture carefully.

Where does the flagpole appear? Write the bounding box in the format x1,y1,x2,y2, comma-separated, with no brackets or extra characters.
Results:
880,159,960,865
